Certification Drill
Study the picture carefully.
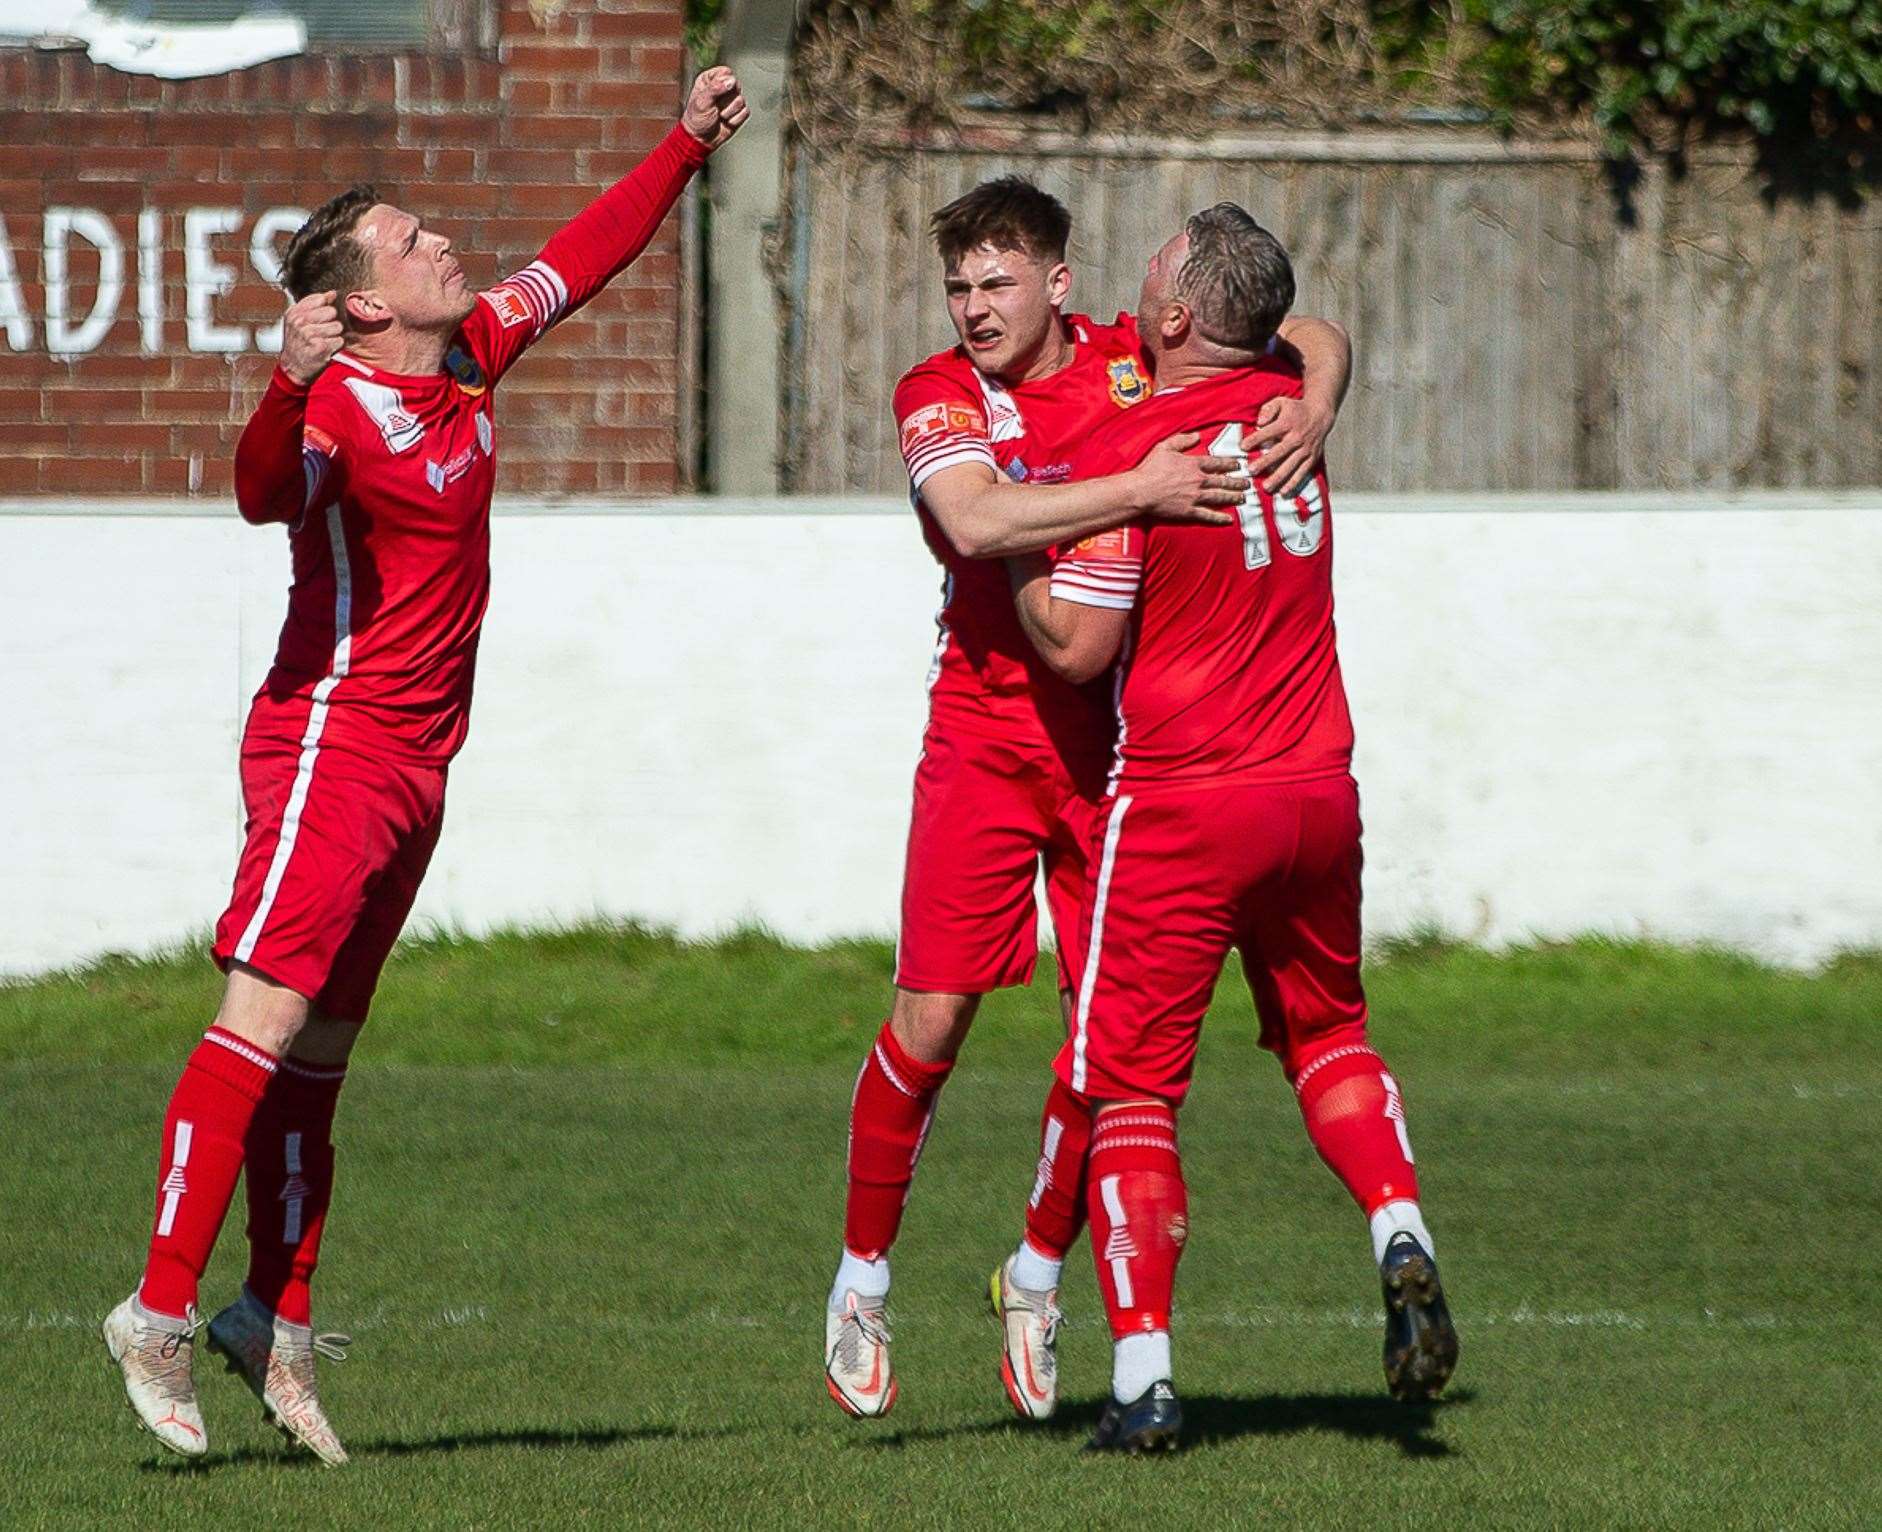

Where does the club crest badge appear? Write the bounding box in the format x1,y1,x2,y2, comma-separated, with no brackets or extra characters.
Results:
1107,356,1150,409
446,344,487,397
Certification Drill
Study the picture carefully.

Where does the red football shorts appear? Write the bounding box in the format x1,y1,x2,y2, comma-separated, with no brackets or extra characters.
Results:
895,724,1102,995
1057,773,1370,1103
213,734,447,1022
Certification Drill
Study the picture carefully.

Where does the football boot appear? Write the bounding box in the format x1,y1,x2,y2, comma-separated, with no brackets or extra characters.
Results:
1083,1379,1182,1454
824,1288,897,1418
207,1287,352,1466
1380,1230,1458,1402
101,1294,207,1458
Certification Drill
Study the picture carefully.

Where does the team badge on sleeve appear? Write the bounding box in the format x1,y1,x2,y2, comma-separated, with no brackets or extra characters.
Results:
1107,357,1151,408
1072,526,1136,558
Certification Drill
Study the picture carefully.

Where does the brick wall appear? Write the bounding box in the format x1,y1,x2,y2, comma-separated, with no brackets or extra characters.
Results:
0,0,689,498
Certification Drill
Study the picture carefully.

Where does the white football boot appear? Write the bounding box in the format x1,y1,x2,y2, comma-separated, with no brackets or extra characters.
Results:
101,1294,207,1458
206,1287,352,1466
990,1254,1062,1421
824,1289,897,1417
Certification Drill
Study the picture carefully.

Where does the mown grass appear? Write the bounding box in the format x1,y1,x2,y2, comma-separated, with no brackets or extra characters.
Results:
2,930,1878,1527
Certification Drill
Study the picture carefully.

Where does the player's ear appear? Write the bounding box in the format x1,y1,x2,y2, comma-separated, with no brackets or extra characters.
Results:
343,289,384,327
1162,300,1191,345
1045,260,1072,308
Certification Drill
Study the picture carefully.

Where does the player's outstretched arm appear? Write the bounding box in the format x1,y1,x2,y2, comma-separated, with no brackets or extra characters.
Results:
1007,554,1129,683
922,433,1241,560
1250,315,1351,496
234,291,343,525
483,66,747,370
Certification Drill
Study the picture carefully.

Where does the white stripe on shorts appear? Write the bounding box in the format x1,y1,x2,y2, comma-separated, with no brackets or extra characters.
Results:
234,503,353,964
1070,794,1133,1094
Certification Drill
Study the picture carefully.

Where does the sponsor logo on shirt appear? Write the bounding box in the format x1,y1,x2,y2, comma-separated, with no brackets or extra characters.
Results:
481,286,531,330
1005,458,1028,482
1107,356,1151,409
898,400,987,455
445,344,487,397
424,443,479,493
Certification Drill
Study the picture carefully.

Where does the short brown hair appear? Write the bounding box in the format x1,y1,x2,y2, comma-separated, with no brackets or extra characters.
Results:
1175,203,1295,352
929,176,1071,269
280,185,378,302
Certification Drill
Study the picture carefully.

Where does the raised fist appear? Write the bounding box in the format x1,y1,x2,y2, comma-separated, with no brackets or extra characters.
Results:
279,290,343,385
681,65,750,152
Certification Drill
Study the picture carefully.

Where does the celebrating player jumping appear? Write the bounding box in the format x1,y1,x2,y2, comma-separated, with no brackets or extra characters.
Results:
1007,204,1458,1453
101,67,749,1465
822,176,1354,1419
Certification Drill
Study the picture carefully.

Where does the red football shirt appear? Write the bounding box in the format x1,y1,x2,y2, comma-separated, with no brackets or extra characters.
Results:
1050,361,1354,794
232,123,710,766
892,311,1154,751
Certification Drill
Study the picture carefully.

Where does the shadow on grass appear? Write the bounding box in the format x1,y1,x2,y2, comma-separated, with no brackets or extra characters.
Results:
863,1389,1472,1459
140,1422,732,1471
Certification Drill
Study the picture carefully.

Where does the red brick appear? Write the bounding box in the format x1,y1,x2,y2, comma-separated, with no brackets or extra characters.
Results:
629,458,676,493
71,421,171,454
427,148,479,177
0,423,68,451
501,183,595,216
298,111,401,149
634,45,684,80
44,387,143,421
162,389,239,422
0,114,50,148
42,455,134,493
502,43,606,76
70,355,174,385
0,455,46,492
503,78,555,111
401,113,497,147
588,9,679,40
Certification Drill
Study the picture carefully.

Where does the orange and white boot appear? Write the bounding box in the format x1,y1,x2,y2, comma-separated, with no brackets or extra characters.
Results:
824,1289,897,1418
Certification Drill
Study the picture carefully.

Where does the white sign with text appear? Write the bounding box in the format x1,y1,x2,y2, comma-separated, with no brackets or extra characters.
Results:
0,205,306,358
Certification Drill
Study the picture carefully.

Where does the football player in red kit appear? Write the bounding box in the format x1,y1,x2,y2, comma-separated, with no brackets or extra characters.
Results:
1007,205,1457,1452
101,68,750,1465
823,176,1355,1420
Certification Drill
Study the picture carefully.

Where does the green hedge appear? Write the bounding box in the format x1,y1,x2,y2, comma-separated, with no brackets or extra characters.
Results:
768,1,1881,166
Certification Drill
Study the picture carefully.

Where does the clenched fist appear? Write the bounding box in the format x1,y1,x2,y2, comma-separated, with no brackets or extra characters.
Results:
279,290,343,386
681,65,750,152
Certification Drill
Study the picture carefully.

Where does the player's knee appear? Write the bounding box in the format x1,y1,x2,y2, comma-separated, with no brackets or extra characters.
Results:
291,1015,364,1066
215,963,314,1056
889,988,979,1063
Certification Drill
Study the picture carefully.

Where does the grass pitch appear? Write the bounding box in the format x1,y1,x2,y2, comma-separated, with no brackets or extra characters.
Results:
2,929,1879,1527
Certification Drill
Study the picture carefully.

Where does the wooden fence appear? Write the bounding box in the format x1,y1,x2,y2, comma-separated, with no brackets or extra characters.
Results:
787,129,1881,494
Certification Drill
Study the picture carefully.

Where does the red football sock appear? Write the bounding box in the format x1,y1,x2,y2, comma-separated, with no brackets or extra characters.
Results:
1022,1076,1093,1260
1292,1043,1421,1214
139,1028,280,1319
842,1022,954,1260
1085,1100,1188,1338
243,1059,347,1326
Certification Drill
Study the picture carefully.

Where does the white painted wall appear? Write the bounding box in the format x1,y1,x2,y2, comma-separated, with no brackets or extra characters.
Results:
3,492,1878,977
